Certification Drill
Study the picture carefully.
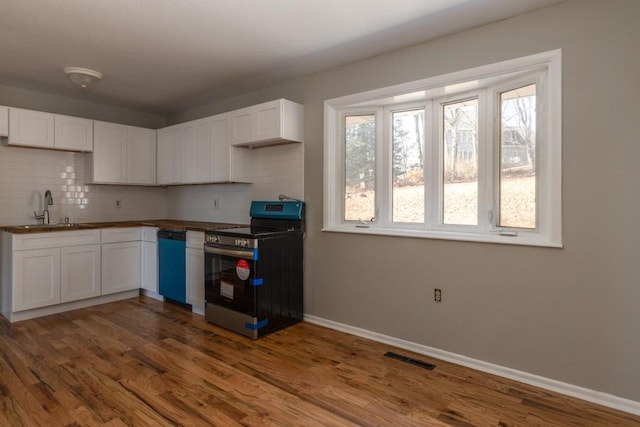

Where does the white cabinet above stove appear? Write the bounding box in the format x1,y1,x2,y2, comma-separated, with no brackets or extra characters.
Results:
157,113,252,185
230,99,303,148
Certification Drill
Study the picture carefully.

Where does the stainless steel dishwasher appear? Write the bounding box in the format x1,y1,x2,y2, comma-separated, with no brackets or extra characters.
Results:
158,229,187,304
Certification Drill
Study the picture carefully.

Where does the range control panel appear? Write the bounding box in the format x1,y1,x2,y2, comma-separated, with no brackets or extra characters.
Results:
205,234,258,248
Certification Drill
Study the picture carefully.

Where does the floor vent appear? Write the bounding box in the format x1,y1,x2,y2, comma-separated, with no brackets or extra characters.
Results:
384,351,436,370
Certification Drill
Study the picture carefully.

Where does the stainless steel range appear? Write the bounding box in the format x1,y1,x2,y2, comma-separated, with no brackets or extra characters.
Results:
204,200,304,338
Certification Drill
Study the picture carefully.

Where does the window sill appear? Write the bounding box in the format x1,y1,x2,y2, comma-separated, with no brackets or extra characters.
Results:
321,225,563,248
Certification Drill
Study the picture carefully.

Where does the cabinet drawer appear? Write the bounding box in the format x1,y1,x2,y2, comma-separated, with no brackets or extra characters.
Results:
101,227,142,243
186,231,204,249
13,229,101,251
141,227,158,243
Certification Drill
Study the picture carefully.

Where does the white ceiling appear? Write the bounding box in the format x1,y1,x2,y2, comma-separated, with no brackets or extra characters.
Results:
0,0,565,115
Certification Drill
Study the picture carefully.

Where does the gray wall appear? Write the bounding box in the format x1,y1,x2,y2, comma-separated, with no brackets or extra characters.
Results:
171,0,640,402
0,83,166,128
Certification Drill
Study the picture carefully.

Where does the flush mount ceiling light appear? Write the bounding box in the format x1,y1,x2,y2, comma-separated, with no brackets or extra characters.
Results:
63,67,103,90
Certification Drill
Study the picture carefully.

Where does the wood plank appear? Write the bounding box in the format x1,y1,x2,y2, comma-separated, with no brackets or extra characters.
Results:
0,296,638,426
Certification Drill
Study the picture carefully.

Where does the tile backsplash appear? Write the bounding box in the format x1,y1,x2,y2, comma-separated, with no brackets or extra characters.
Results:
0,144,165,225
0,141,303,226
165,143,304,223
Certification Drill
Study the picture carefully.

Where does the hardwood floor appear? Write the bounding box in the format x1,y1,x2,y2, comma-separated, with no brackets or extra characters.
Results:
1,296,638,426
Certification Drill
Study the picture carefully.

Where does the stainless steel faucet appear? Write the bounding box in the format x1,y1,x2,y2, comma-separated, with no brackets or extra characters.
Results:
35,190,54,224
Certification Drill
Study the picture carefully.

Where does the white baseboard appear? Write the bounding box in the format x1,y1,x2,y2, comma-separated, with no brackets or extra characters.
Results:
140,289,164,301
304,314,640,417
5,290,140,323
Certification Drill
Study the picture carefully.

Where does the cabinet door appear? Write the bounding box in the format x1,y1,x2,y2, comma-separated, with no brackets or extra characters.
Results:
54,115,93,152
8,108,55,148
141,241,158,293
156,127,175,185
210,114,230,182
126,126,156,185
13,248,60,311
93,121,127,183
195,118,212,183
60,244,101,303
179,123,197,183
230,106,253,146
0,105,8,137
253,99,281,141
186,247,204,309
173,128,184,183
102,241,141,295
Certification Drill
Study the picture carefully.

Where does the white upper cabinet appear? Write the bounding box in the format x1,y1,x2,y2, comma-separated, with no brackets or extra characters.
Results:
4,108,93,152
195,118,212,183
157,113,252,185
7,107,55,149
0,106,8,137
156,126,176,185
54,114,93,152
156,124,183,185
230,107,252,145
126,126,156,185
211,113,252,183
155,98,302,185
210,114,231,182
172,118,213,185
178,122,197,183
88,121,156,185
91,121,127,184
230,99,303,148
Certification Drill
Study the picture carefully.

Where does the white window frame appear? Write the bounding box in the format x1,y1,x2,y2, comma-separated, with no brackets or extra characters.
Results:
323,49,562,247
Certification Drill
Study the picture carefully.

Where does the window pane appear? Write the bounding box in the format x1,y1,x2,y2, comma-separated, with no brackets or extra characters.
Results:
443,99,478,225
344,115,376,222
499,84,536,229
392,109,425,223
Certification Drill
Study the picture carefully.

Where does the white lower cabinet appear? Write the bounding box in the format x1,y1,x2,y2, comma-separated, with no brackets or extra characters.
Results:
12,248,61,311
186,248,204,308
186,231,204,312
101,241,141,295
6,229,101,313
141,227,158,294
141,242,158,293
60,244,101,303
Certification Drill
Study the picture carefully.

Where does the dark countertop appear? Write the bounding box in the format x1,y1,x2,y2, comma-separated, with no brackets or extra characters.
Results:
1,219,247,234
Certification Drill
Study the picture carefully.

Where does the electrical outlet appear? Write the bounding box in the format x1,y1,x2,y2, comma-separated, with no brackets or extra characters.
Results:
213,198,220,209
434,288,442,302
115,199,122,208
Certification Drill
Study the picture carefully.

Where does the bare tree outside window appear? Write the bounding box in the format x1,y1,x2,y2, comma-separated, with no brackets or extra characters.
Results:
344,115,376,222
443,99,478,225
392,109,425,223
499,84,536,229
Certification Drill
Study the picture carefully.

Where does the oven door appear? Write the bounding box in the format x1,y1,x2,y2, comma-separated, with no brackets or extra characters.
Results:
204,243,259,316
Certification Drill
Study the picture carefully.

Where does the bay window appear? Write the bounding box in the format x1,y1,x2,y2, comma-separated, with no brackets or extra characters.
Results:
324,50,562,247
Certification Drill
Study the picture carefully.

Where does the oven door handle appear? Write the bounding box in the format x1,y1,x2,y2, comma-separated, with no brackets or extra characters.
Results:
204,245,255,260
